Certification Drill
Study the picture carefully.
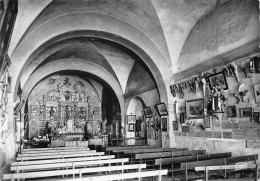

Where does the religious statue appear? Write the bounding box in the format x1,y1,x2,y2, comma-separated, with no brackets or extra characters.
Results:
65,105,71,120
83,121,90,140
49,106,55,118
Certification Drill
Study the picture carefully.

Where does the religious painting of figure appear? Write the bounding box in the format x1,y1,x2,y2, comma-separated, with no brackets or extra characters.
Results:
39,105,46,120
79,107,86,120
49,106,56,119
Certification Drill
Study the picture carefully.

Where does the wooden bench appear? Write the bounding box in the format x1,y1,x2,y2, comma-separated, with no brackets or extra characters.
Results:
105,145,158,154
16,152,105,161
4,163,147,180
18,150,95,157
195,162,259,181
155,152,232,171
56,169,168,181
135,150,205,160
22,146,86,152
21,147,90,154
113,148,188,160
123,147,188,154
11,158,129,172
12,155,115,166
172,154,258,181
105,145,159,150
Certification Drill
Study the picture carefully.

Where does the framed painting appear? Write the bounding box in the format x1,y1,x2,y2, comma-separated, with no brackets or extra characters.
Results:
126,115,136,124
31,105,37,113
128,124,135,132
239,107,253,117
161,117,167,132
254,56,260,73
207,72,228,90
115,112,121,120
254,84,260,103
252,112,260,122
154,103,168,117
143,107,153,118
227,105,237,118
186,98,204,119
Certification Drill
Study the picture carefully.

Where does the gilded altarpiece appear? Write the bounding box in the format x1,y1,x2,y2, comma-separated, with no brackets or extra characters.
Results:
28,75,102,138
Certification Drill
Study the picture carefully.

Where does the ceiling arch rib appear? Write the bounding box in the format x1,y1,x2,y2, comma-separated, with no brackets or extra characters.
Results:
14,0,170,63
19,37,137,95
22,58,124,115
10,12,171,103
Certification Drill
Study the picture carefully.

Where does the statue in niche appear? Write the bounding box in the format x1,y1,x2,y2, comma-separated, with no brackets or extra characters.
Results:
64,91,71,101
49,106,56,119
102,119,107,133
64,105,72,121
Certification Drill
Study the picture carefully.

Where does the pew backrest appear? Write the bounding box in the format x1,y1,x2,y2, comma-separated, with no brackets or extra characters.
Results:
11,158,129,172
136,150,205,160
4,164,147,180
21,148,90,154
17,152,105,161
155,152,232,166
105,145,158,151
18,150,95,157
12,155,115,166
180,154,258,170
122,148,188,154
55,169,168,181
22,147,86,152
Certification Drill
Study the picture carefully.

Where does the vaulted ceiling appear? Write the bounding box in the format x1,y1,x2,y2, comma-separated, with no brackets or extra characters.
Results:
8,0,259,104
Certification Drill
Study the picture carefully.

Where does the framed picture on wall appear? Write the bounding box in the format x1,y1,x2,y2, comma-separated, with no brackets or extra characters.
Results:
254,56,260,73
186,98,204,119
31,105,37,113
161,117,167,132
126,115,136,124
254,84,260,103
252,112,260,122
154,103,168,117
239,107,253,117
227,105,237,118
128,124,135,132
143,107,153,118
115,112,121,120
207,72,228,90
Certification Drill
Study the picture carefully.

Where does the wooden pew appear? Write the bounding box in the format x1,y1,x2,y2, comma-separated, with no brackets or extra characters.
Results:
11,158,129,172
195,162,259,181
21,148,90,154
173,154,258,181
12,155,115,166
123,147,188,154
155,152,232,168
135,150,206,160
105,145,158,153
22,146,86,152
16,152,105,161
18,150,95,157
113,147,188,160
3,163,147,180
56,169,168,181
